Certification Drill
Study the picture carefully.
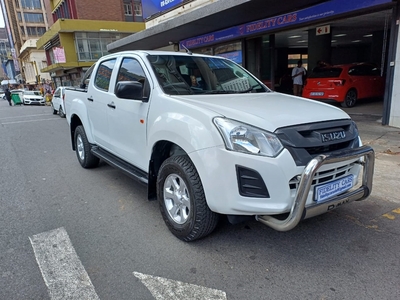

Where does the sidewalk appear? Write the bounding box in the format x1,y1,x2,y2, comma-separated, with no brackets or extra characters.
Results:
341,99,400,204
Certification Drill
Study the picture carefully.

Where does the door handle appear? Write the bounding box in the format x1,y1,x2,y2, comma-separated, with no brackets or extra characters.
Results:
87,97,93,102
107,102,116,109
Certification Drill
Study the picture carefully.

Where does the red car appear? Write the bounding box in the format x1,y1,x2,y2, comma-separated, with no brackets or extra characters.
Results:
302,63,385,107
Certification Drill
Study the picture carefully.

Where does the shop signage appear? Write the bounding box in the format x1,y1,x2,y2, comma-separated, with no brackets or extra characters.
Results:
53,47,66,63
316,25,330,35
180,0,392,49
142,0,185,19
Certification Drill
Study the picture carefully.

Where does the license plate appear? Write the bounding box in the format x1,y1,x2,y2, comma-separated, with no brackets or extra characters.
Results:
310,92,324,96
314,174,354,202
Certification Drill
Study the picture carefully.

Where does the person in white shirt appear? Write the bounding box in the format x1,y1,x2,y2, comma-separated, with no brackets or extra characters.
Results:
291,60,306,96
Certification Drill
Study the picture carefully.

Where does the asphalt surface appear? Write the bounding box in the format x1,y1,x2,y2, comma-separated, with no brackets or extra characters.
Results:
0,98,399,300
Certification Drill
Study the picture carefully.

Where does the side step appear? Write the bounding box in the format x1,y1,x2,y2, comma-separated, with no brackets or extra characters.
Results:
91,146,148,185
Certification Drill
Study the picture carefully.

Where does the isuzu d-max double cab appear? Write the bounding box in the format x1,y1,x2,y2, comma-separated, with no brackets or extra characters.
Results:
65,50,374,241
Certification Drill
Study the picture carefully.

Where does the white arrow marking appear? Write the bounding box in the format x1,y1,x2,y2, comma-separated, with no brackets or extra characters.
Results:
30,227,100,300
134,271,227,300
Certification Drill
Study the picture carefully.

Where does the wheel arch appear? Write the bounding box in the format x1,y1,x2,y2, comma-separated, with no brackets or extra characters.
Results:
69,114,83,150
147,140,188,200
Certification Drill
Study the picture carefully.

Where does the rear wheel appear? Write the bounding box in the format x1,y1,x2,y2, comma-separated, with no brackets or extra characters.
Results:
157,155,219,242
59,106,65,118
51,103,57,114
341,89,357,108
74,125,99,168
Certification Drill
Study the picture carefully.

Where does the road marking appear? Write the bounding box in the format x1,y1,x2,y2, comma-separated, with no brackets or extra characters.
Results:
382,208,400,220
2,118,61,125
29,227,100,300
134,271,227,300
0,113,53,120
392,208,400,214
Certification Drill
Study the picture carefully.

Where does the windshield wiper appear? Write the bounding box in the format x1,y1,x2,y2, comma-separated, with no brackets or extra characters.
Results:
204,90,233,94
205,86,256,94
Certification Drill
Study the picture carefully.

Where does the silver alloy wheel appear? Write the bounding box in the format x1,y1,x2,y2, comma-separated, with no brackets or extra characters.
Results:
163,174,190,224
76,134,85,161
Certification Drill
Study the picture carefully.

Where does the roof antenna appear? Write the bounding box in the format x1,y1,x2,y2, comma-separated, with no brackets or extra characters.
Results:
169,41,192,55
181,44,192,55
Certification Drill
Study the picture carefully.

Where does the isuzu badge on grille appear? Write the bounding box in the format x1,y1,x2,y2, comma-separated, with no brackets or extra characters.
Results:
321,130,346,142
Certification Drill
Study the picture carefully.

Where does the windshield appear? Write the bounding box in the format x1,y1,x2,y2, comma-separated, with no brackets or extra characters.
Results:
24,91,41,96
147,54,270,95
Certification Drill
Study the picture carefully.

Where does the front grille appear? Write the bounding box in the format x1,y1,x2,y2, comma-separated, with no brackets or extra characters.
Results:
275,119,360,166
305,141,350,155
289,163,354,190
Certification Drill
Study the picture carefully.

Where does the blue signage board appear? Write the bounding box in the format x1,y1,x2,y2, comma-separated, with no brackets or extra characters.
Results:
217,51,243,64
180,0,393,49
142,0,184,20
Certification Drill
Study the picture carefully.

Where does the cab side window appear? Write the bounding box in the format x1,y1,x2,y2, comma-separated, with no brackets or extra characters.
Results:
54,88,60,97
117,57,147,85
94,59,117,91
115,57,149,100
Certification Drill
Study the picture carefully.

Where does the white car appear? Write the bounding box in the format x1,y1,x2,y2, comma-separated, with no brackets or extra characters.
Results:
22,90,45,105
65,51,375,241
51,87,67,118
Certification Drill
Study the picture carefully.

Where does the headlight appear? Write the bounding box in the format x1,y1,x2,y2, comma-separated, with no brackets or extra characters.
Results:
213,117,283,157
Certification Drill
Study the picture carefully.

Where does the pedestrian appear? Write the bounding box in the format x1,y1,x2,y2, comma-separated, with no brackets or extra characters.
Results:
5,88,12,106
291,60,306,96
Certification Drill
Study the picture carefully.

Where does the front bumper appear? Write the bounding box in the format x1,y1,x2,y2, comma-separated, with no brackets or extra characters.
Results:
24,99,45,105
256,145,374,231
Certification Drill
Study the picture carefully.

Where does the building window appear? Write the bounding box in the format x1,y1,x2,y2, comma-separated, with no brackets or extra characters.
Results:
75,32,130,61
24,13,44,23
26,27,46,36
20,0,41,9
134,3,142,16
288,54,308,70
124,4,133,16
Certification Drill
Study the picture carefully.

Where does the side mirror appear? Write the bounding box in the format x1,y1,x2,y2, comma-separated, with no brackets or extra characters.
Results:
115,80,149,102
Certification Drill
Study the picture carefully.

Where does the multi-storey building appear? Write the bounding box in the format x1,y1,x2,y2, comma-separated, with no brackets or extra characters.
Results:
37,0,145,87
1,0,51,85
0,28,11,82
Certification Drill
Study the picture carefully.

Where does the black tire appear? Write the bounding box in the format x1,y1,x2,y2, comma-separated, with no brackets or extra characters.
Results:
74,125,99,168
341,89,357,108
59,106,65,118
157,155,219,242
51,103,57,115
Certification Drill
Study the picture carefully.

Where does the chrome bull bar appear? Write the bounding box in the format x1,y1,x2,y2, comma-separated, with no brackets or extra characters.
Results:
256,145,375,231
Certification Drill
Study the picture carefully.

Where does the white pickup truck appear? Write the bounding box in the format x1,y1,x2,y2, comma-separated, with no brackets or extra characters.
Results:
65,50,374,241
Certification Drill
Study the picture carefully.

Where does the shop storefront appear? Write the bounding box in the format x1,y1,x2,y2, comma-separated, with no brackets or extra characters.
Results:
179,0,397,124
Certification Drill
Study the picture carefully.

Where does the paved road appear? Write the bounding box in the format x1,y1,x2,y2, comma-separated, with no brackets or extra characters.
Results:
1,101,399,300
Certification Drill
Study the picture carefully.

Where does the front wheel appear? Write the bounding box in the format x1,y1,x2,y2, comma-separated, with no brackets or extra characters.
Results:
51,103,57,114
59,106,65,118
341,89,357,108
74,125,99,168
157,155,219,242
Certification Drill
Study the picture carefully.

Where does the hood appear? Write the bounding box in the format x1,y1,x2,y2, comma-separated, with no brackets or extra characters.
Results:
171,92,350,131
23,95,43,99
